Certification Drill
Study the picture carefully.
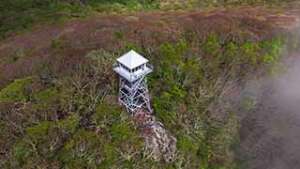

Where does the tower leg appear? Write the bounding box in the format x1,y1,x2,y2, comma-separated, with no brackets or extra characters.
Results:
118,76,152,114
146,101,153,114
118,78,123,106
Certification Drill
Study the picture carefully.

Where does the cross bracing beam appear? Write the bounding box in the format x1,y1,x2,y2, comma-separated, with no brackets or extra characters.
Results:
118,75,152,113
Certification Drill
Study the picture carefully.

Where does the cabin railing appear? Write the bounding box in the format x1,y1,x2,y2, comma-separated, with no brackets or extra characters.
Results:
113,62,153,82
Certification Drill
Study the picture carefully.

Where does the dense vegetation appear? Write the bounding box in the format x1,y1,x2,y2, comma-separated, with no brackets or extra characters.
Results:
1,0,299,169
0,29,287,168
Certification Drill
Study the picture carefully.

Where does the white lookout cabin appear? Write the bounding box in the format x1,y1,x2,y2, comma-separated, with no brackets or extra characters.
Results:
113,50,153,113
113,50,153,82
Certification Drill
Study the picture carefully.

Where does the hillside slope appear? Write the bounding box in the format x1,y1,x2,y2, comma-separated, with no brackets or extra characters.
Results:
0,5,300,169
0,7,298,87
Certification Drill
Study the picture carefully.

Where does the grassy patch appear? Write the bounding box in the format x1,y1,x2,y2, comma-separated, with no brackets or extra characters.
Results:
0,77,33,102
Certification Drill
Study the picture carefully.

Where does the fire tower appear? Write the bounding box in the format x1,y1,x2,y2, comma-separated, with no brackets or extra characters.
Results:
113,50,153,113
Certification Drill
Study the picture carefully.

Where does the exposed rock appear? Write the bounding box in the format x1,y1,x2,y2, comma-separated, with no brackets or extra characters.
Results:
133,109,177,162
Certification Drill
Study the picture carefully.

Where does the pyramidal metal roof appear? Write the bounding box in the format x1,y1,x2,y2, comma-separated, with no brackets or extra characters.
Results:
117,50,148,69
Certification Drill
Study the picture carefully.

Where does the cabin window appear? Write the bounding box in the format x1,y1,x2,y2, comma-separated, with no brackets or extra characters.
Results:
120,63,130,72
132,66,138,72
122,64,145,73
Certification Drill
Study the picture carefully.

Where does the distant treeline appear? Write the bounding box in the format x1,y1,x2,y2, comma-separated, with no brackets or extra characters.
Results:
0,0,296,38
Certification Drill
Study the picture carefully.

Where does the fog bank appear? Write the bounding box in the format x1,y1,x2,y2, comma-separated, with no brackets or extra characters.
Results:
237,56,300,169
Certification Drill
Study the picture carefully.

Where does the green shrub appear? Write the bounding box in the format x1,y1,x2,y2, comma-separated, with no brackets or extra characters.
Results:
57,114,80,134
51,38,65,49
12,141,33,167
24,114,78,150
6,48,26,64
93,103,122,126
241,96,257,111
33,87,59,102
58,129,106,168
177,135,198,154
10,115,79,167
261,38,284,64
111,121,135,142
202,33,221,56
26,121,51,142
99,143,118,168
0,77,33,102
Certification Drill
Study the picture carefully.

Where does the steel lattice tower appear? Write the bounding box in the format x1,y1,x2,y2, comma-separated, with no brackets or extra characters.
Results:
113,50,153,113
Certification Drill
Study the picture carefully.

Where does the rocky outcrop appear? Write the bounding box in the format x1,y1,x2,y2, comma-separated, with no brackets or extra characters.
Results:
133,109,177,162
